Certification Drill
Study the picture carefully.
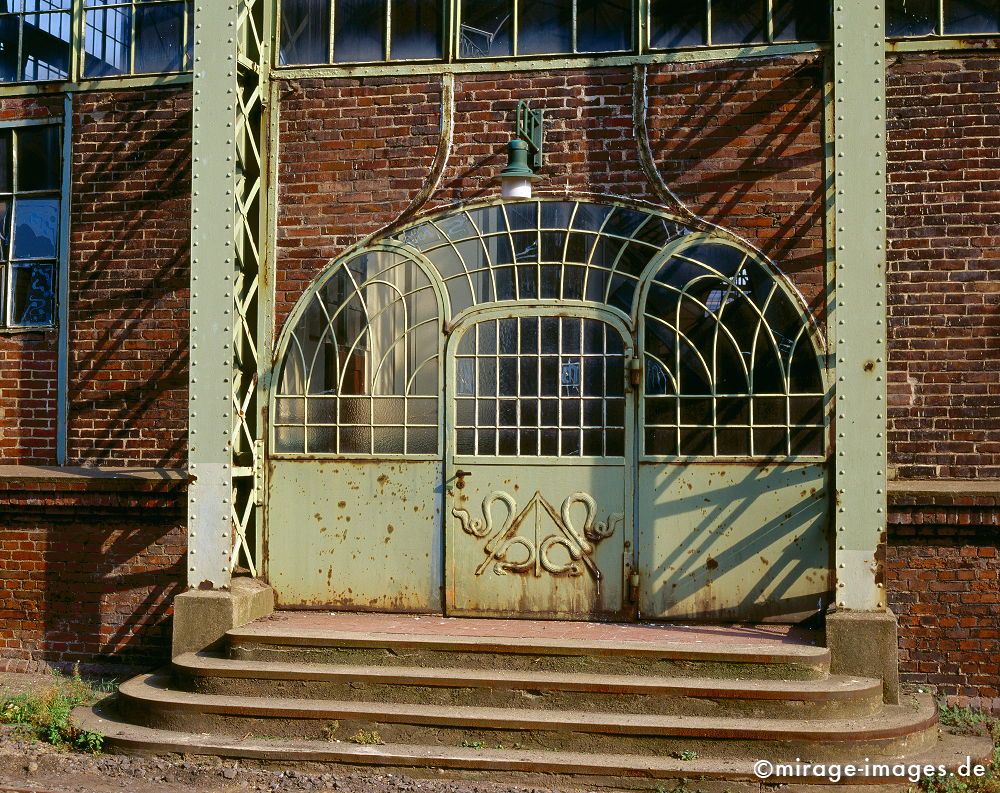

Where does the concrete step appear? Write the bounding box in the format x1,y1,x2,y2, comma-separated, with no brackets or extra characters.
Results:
75,699,993,792
174,652,883,720
119,673,940,762
226,625,831,680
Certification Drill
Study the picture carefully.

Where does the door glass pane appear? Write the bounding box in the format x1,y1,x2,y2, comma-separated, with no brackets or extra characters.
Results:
14,198,59,259
334,0,385,62
456,316,626,458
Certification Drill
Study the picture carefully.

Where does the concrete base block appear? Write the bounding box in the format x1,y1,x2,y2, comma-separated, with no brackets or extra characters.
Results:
826,608,900,704
172,577,275,658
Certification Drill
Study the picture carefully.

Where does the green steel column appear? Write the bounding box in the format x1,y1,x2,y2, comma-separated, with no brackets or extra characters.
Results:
188,1,239,589
831,3,887,610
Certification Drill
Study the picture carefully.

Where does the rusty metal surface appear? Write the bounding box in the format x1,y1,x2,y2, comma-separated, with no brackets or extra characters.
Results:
637,463,831,622
266,460,442,610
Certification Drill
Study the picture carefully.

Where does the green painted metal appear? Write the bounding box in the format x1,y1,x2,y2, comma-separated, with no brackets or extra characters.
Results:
514,101,543,171
831,4,887,610
0,74,193,98
266,459,443,610
637,463,829,620
189,0,240,589
56,95,72,463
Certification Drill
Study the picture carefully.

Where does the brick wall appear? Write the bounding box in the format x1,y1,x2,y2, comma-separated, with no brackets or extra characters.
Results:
0,96,65,465
886,494,1000,714
274,58,826,326
887,54,1000,478
68,88,191,466
0,475,186,674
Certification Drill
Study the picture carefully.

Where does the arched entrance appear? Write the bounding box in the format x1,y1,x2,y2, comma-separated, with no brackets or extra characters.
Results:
267,199,831,621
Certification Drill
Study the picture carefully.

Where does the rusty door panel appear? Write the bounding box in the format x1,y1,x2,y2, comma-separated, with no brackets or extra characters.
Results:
266,459,442,611
636,463,831,622
446,463,627,620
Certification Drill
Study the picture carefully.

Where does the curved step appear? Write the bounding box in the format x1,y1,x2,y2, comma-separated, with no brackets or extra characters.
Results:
175,652,882,719
76,701,992,791
120,673,939,762
226,626,831,680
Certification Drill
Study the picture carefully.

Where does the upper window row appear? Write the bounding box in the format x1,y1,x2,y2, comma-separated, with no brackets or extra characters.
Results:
279,0,832,65
279,0,1000,66
0,0,191,84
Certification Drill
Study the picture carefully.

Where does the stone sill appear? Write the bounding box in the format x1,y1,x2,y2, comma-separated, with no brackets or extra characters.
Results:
889,479,1000,508
0,466,187,509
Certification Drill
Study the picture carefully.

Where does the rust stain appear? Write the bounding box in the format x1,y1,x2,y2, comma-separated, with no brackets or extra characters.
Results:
705,557,719,571
863,359,876,372
338,501,346,508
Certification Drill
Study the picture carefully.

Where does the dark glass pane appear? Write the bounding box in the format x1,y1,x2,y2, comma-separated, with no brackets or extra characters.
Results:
651,0,705,47
716,427,750,455
456,428,475,455
373,426,405,454
560,428,581,456
21,11,71,80
516,263,537,298
494,265,516,300
540,428,558,455
887,0,937,36
499,358,518,396
17,126,59,192
13,198,59,259
577,0,630,52
477,428,496,454
372,397,404,424
540,357,559,396
478,357,497,395
456,398,475,425
604,428,623,456
754,396,785,424
680,427,713,455
540,263,560,298
339,396,371,424
645,356,673,396
498,317,517,353
789,340,823,393
773,0,831,41
790,426,822,456
460,0,513,57
391,0,441,59
406,427,437,453
407,397,436,424
606,398,624,425
712,0,766,43
540,398,558,425
716,397,749,425
679,397,712,425
583,429,602,456
519,316,538,353
789,395,822,425
280,0,330,64
540,317,559,353
0,16,17,82
519,428,538,455
275,426,305,453
520,399,538,426
519,358,538,395
306,426,337,453
645,428,676,456
306,397,335,423
645,397,675,425
753,427,787,456
518,0,572,54
134,2,184,73
583,399,602,426
562,398,580,426
340,426,371,453
83,7,131,77
477,398,496,425
945,0,1000,33
499,428,517,454
478,320,497,353
0,131,12,193
334,0,385,62
512,231,537,262
583,357,604,397
562,317,581,353
9,262,54,325
540,231,564,262
751,332,785,393
540,201,573,228
562,265,584,299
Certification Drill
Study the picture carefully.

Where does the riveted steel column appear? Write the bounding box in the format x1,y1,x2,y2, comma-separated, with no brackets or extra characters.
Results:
188,1,239,590
831,3,887,610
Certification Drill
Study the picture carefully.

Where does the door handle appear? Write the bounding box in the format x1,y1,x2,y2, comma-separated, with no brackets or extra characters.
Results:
455,470,472,490
455,470,473,478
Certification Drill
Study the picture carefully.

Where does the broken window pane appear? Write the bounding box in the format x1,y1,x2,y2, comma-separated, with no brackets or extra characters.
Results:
886,0,937,36
650,0,706,48
135,1,185,73
10,262,55,326
391,0,442,60
945,0,1000,33
280,0,330,64
518,0,572,55
334,0,385,62
18,126,60,192
711,0,766,44
577,0,631,52
460,0,513,57
773,0,831,41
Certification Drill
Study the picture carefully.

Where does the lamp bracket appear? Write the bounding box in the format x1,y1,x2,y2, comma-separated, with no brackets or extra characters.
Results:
516,100,543,171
